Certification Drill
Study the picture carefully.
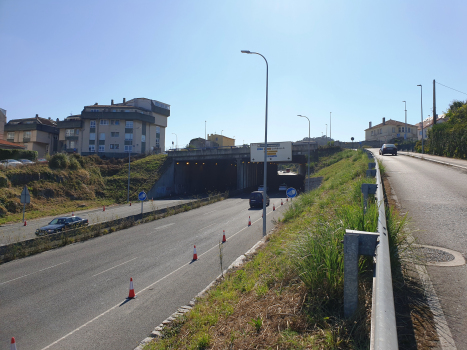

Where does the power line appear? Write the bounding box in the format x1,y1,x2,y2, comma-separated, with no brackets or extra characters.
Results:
435,81,467,96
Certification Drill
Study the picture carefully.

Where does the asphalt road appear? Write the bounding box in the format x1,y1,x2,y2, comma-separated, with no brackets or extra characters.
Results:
0,192,291,350
0,197,196,245
372,149,467,349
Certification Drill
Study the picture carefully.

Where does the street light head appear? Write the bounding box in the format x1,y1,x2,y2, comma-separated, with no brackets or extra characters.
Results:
417,84,422,87
403,101,406,103
241,50,251,54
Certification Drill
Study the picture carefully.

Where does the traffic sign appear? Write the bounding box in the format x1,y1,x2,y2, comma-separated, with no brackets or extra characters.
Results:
20,185,30,204
286,187,297,198
138,191,147,201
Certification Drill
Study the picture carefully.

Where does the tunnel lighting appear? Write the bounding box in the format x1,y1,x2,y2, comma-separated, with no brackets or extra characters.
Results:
216,163,218,165
186,162,189,165
203,163,205,165
196,163,198,165
176,162,179,165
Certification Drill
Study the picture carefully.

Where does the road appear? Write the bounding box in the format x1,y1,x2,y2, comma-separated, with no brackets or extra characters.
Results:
372,149,467,349
0,192,291,350
0,197,197,245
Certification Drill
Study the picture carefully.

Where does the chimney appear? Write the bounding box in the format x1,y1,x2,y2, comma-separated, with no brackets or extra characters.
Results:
36,114,39,118
123,98,126,104
56,118,59,122
383,117,385,125
111,99,114,105
369,121,372,128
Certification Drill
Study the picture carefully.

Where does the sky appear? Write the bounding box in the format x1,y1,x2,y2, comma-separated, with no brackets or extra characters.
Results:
1,0,466,150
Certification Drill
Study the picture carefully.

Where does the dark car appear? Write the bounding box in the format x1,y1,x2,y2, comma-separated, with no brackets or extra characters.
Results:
249,191,270,208
379,144,397,156
35,216,88,236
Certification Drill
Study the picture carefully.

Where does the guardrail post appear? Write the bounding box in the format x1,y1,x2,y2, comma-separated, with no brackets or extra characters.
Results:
344,229,379,318
361,183,377,213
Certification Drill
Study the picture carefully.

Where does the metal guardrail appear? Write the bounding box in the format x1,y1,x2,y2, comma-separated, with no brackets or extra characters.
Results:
371,153,398,350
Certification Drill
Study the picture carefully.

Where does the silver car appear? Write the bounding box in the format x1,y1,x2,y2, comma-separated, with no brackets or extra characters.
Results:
0,159,23,167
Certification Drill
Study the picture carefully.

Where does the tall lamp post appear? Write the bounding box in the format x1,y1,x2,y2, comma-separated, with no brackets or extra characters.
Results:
325,124,327,138
298,115,310,191
417,85,424,154
330,112,332,140
172,132,178,150
127,146,131,203
403,101,407,141
241,49,268,237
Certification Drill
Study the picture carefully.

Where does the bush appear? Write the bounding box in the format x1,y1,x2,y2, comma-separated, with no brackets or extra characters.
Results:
69,157,81,170
0,149,37,161
0,173,9,188
49,153,70,169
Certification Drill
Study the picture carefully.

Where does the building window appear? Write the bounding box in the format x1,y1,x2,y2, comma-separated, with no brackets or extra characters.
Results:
89,133,96,140
125,121,133,128
7,132,14,139
419,131,422,135
24,131,31,139
371,130,374,135
99,145,105,152
110,144,120,150
111,132,119,137
99,133,105,140
392,127,395,133
90,120,96,128
125,133,133,141
69,141,75,149
111,120,120,125
100,119,109,125
90,109,100,112
156,138,160,147
89,145,95,152
124,145,133,152
141,135,146,142
408,127,411,132
66,129,74,136
156,126,160,133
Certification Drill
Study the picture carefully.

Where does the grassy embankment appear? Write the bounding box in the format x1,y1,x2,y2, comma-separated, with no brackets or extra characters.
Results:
0,153,170,224
143,149,412,349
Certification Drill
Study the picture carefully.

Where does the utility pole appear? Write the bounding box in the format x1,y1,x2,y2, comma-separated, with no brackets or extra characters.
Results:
403,101,407,140
433,80,437,125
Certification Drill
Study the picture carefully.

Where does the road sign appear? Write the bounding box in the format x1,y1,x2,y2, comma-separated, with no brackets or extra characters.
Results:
138,191,147,201
286,187,297,198
250,142,292,162
20,185,30,204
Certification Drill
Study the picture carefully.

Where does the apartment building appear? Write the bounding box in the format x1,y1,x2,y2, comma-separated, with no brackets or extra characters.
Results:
365,118,418,142
56,115,83,153
0,108,6,140
3,115,58,157
78,98,170,157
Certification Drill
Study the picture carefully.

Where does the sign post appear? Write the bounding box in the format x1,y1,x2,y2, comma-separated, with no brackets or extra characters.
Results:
20,185,31,223
138,191,147,215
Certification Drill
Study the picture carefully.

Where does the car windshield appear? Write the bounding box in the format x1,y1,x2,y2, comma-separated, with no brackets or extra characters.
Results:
49,218,66,225
251,193,262,199
385,144,396,148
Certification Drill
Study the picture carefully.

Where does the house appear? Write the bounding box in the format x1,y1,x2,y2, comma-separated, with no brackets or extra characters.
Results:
207,134,235,148
0,108,6,140
416,114,446,140
188,137,219,149
365,118,418,142
78,97,170,157
0,139,26,150
56,115,83,153
3,114,59,157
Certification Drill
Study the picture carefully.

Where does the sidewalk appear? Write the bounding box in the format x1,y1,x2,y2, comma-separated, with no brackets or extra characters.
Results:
399,151,467,170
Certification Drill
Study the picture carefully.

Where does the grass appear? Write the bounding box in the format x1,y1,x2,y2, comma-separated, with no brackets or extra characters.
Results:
143,149,403,349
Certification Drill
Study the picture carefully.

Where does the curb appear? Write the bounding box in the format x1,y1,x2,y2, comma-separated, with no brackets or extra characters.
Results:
399,152,467,171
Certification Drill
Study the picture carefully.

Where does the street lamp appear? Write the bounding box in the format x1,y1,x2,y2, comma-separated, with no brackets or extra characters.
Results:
417,85,424,154
172,132,178,150
403,101,407,141
298,115,310,191
325,124,327,138
241,49,268,237
330,112,332,140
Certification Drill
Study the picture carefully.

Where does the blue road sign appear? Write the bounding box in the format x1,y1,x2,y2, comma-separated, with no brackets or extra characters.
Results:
138,191,147,201
286,187,297,198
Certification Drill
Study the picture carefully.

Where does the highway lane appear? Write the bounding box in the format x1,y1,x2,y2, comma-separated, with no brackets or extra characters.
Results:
0,193,290,350
0,197,197,245
373,150,467,349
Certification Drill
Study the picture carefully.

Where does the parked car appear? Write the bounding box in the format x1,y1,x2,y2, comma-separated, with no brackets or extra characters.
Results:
35,216,89,235
379,144,398,156
279,183,288,191
36,158,48,163
249,191,270,208
18,159,35,165
0,159,23,167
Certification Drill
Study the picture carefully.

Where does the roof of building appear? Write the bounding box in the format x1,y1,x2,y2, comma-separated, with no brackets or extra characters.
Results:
6,115,57,126
0,139,26,149
365,119,417,131
416,114,447,129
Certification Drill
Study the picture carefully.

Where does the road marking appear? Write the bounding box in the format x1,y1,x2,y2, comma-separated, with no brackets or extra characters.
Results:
92,258,138,277
203,210,217,216
0,261,70,285
152,223,175,231
40,208,278,349
199,222,217,231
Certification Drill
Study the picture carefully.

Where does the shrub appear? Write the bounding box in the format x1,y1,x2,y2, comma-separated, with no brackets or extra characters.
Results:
0,173,9,188
69,157,81,170
49,153,70,169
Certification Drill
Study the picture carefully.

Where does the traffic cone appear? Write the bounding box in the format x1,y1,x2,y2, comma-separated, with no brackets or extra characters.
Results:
273,204,275,211
287,198,288,202
130,202,132,206
11,337,17,350
248,216,251,226
222,230,226,243
281,199,283,205
103,205,105,211
193,245,198,261
71,211,75,217
128,278,135,299
23,220,27,226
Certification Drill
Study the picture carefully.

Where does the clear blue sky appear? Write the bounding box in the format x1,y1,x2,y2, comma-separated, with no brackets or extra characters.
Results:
1,0,466,149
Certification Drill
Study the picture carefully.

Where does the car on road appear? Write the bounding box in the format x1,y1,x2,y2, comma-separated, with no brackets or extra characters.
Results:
279,183,287,191
249,191,270,208
35,216,89,235
379,144,398,156
0,159,23,167
18,159,35,165
36,158,48,163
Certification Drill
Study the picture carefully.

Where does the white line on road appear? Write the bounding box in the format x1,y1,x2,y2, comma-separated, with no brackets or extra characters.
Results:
203,210,218,216
92,258,138,277
0,261,70,286
152,223,175,231
40,208,278,349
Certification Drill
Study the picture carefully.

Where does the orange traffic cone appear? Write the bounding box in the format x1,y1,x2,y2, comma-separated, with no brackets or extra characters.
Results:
222,230,226,243
193,245,198,261
71,211,75,217
287,198,288,202
248,216,251,226
128,278,135,299
273,204,275,211
23,220,27,226
11,337,17,350
130,202,132,206
103,205,105,211
281,199,283,205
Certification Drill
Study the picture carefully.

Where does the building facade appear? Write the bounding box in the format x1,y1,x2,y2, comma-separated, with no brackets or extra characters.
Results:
365,118,418,142
416,114,446,140
207,134,235,147
3,115,58,157
0,108,6,140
